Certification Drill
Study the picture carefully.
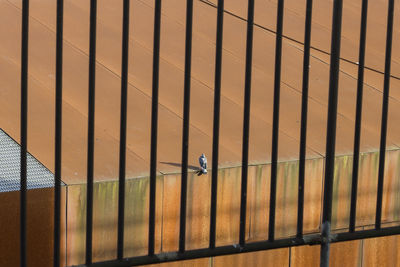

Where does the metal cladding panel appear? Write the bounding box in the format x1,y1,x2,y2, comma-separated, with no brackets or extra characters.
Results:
0,129,55,192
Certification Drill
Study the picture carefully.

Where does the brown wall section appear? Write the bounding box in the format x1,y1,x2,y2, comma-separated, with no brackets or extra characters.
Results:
66,177,164,265
64,159,322,265
63,150,400,266
139,236,400,267
362,235,400,267
331,150,400,230
0,187,66,267
2,153,400,266
66,159,323,265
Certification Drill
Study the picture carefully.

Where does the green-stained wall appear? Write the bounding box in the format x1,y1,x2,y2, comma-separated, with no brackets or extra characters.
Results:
65,150,400,266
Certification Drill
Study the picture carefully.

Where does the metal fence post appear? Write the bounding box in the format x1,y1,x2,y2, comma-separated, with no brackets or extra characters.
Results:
320,0,343,266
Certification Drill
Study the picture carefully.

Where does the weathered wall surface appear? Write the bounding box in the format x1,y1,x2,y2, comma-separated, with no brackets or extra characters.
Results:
143,235,400,267
65,158,323,265
1,151,400,266
65,150,400,266
0,187,67,267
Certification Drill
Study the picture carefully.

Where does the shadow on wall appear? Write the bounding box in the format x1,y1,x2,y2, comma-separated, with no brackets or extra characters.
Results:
160,162,205,176
160,162,201,172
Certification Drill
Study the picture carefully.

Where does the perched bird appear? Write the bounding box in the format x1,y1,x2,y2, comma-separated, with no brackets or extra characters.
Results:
199,153,208,174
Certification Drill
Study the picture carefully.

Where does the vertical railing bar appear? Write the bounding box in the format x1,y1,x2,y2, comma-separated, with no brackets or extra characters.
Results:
269,0,284,242
296,0,313,239
179,0,194,254
209,0,224,249
320,0,343,266
20,0,29,266
54,0,64,266
239,0,255,247
117,0,130,260
349,0,368,233
148,0,162,256
85,0,97,264
375,0,394,230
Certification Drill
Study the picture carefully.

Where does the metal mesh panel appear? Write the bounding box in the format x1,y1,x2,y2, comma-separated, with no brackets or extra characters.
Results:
0,129,55,192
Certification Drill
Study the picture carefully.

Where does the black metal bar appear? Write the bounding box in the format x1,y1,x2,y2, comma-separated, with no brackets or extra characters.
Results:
375,0,394,230
320,0,343,266
20,0,29,266
239,0,255,247
209,0,224,249
296,0,313,239
54,0,64,266
179,0,194,254
334,225,400,242
76,224,400,267
77,236,314,267
117,0,130,260
349,0,368,233
86,0,97,264
148,0,162,256
269,0,284,242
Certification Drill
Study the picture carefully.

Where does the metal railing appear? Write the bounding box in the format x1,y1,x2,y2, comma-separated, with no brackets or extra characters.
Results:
14,0,399,266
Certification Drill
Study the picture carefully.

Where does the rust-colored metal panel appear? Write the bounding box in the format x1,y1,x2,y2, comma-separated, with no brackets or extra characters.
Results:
275,161,302,238
0,36,151,184
220,0,400,76
355,152,379,227
154,0,399,155
151,170,214,252
186,171,212,250
161,174,181,252
303,159,324,234
66,177,163,266
92,182,118,262
124,176,163,258
331,155,353,230
330,150,400,230
213,248,289,267
330,241,362,267
1,0,400,185
0,188,66,267
247,164,270,242
215,167,242,246
66,184,86,265
248,158,323,242
362,235,400,267
381,150,400,223
59,156,400,265
144,170,214,252
290,245,320,267
143,258,211,267
1,0,374,186
291,241,361,267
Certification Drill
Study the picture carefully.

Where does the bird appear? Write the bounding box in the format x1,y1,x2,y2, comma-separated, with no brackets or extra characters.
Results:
199,153,208,174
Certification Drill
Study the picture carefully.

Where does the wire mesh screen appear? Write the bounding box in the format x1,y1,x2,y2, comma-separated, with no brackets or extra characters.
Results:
0,129,55,192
